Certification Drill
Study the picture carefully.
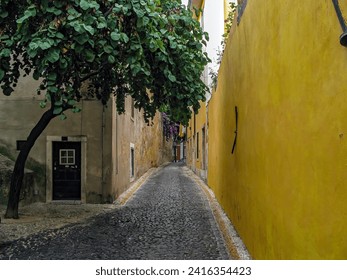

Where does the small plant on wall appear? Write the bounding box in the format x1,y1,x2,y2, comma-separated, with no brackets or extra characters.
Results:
209,1,237,91
221,1,237,51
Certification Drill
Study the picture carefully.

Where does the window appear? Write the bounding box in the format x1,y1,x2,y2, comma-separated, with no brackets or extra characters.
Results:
130,143,135,180
59,149,75,165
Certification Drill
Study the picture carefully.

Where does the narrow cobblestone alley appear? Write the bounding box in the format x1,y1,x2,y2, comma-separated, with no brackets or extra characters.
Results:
0,163,232,260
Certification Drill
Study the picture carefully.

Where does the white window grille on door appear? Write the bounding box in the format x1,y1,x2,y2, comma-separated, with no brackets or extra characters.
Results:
59,149,75,165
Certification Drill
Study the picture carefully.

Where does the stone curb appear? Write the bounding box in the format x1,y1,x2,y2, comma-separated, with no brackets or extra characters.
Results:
183,166,252,260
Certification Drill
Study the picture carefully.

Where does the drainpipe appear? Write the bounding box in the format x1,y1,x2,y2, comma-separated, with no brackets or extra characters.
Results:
332,0,347,46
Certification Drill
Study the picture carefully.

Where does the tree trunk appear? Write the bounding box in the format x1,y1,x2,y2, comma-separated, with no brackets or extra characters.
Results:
5,107,55,219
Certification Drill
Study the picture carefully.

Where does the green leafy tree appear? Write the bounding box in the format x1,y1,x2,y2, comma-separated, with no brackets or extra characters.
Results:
0,0,209,218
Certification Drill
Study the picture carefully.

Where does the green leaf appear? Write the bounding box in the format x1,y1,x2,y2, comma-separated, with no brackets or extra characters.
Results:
67,8,81,20
59,58,69,69
98,40,107,47
142,17,150,26
169,40,177,49
134,8,145,18
39,101,47,108
88,40,95,48
55,100,63,106
97,21,107,29
47,72,57,81
16,5,37,23
70,21,83,33
68,99,76,106
130,42,141,51
137,16,150,27
0,10,8,18
80,0,91,10
46,7,62,15
40,41,52,50
80,0,100,10
29,42,39,50
103,45,113,54
85,49,95,62
48,86,59,93
55,32,65,39
72,107,82,113
82,24,95,35
0,48,11,57
168,73,176,82
27,49,37,58
53,106,63,115
72,43,84,53
131,64,142,75
47,79,56,86
47,49,60,63
75,34,89,45
120,33,129,43
113,4,122,13
16,15,28,24
108,55,115,64
149,39,158,52
0,35,9,40
54,99,63,107
157,40,165,53
45,93,52,102
160,29,167,35
110,32,120,41
59,113,67,120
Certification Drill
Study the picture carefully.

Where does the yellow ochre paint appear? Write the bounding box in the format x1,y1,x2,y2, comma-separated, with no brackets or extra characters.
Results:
207,0,347,259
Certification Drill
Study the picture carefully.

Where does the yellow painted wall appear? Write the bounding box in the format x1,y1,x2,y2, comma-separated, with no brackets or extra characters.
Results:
186,112,195,169
186,0,207,174
186,100,207,173
208,0,347,259
195,101,206,171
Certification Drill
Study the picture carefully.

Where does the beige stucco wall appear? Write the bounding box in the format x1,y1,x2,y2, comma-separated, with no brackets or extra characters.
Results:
0,75,172,204
110,96,173,200
0,82,106,202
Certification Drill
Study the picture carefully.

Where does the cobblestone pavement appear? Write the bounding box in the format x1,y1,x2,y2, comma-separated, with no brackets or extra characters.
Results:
0,163,230,260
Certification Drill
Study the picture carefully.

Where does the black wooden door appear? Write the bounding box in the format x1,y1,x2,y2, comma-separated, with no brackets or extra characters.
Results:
52,141,81,200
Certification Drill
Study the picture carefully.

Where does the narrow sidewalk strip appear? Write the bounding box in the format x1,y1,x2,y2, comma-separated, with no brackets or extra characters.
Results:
183,166,252,260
